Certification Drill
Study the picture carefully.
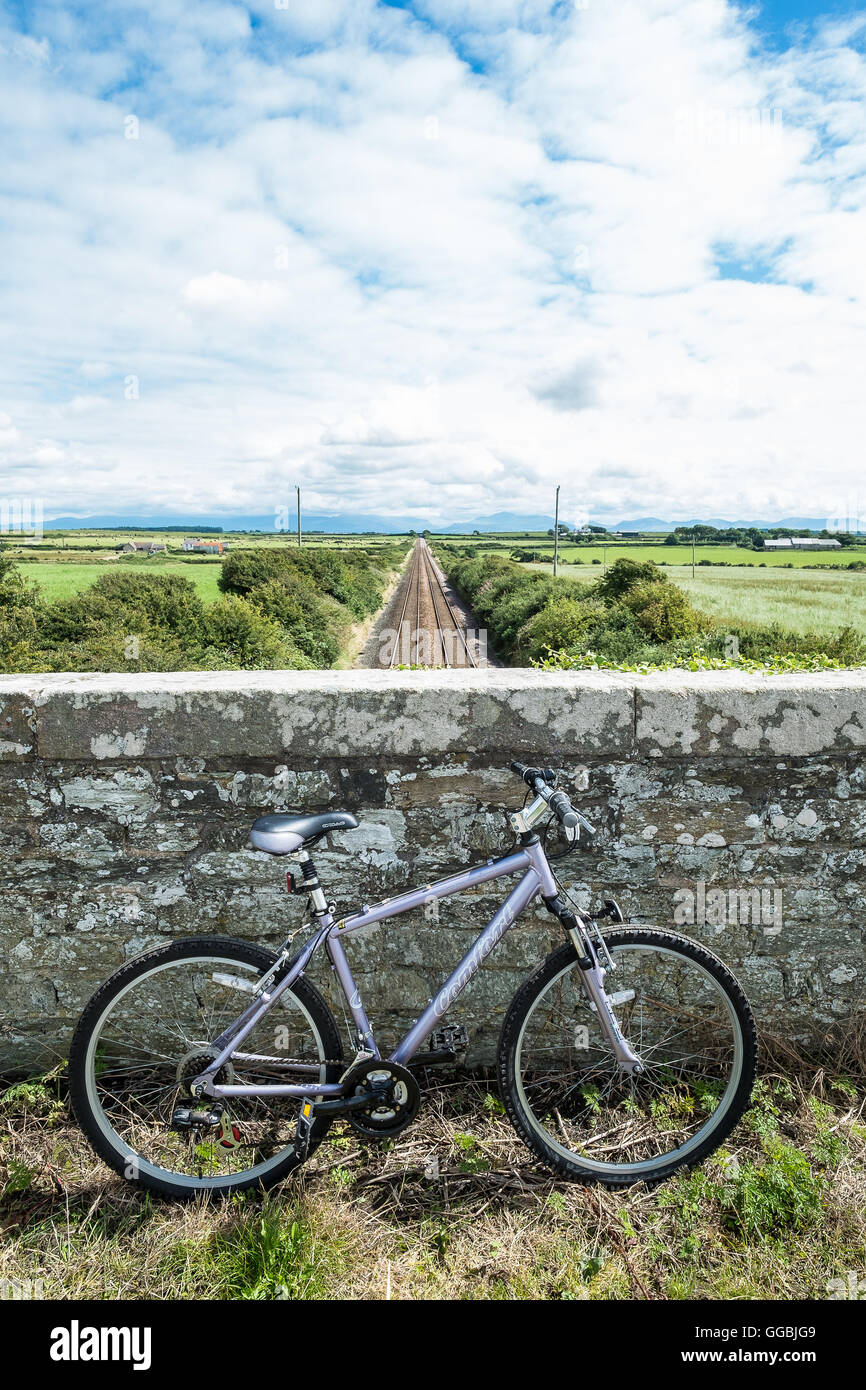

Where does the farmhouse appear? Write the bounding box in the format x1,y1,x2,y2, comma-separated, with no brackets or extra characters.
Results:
762,537,842,550
182,537,230,553
114,540,166,555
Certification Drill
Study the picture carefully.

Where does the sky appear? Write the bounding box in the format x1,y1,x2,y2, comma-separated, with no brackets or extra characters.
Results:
1,0,865,527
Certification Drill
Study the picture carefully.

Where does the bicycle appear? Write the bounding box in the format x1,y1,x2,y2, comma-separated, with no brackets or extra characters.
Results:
69,762,757,1198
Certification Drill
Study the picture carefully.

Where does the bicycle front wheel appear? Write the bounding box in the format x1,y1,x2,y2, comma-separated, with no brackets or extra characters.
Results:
498,928,756,1187
69,937,343,1199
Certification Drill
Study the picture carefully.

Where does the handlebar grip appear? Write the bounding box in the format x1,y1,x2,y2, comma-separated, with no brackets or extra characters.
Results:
548,789,579,828
510,761,538,787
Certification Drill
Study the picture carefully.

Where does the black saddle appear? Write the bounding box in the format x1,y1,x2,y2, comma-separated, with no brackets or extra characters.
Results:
249,811,359,855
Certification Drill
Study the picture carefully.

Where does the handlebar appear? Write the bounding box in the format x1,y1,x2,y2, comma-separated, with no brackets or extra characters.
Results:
509,762,596,837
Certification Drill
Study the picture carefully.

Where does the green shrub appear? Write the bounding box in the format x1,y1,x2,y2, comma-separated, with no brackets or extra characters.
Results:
39,572,205,648
12,543,404,673
621,580,703,642
519,597,594,661
219,546,393,620
0,555,41,671
202,596,313,669
718,1137,825,1239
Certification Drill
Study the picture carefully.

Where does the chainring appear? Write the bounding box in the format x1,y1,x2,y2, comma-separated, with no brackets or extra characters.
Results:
344,1059,421,1138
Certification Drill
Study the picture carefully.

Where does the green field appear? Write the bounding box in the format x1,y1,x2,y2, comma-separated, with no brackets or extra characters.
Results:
11,530,410,553
535,561,866,638
18,559,224,604
458,538,866,569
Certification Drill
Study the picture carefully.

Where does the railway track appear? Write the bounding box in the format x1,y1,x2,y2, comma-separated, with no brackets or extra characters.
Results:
388,540,480,668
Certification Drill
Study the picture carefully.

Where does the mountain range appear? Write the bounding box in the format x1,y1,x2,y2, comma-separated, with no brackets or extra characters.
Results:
42,510,841,534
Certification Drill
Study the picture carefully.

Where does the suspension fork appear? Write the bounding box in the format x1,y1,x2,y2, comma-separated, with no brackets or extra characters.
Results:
542,893,644,1075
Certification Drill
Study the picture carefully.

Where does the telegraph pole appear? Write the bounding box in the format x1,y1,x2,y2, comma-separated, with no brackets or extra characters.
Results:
296,485,302,547
692,530,696,579
553,485,560,577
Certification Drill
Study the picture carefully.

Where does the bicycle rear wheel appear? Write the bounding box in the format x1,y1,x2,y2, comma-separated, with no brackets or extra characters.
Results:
69,937,343,1199
498,928,756,1187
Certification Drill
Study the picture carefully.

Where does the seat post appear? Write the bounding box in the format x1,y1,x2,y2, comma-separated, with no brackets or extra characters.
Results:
296,849,329,917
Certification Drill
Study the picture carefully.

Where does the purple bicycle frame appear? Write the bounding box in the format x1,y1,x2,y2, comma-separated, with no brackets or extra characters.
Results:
195,838,559,1101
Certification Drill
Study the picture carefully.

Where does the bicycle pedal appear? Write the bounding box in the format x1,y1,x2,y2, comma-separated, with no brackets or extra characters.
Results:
216,1118,243,1149
412,1023,469,1066
170,1105,223,1131
294,1098,316,1159
431,1024,468,1055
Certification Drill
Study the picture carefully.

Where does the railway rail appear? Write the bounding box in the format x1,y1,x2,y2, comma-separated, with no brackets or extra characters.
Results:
388,540,480,668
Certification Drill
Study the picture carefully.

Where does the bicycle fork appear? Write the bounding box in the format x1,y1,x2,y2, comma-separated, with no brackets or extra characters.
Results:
544,894,644,1076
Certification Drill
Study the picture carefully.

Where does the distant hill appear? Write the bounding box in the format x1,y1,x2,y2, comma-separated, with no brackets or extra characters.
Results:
42,511,846,535
613,516,834,532
436,511,573,533
43,510,575,535
43,513,428,534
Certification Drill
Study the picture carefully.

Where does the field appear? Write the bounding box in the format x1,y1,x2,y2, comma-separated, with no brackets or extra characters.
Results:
448,535,866,569
10,530,409,553
529,562,866,638
7,534,412,607
18,559,224,604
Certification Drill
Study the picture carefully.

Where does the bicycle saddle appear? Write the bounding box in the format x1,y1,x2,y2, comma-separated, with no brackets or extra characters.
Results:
249,811,359,854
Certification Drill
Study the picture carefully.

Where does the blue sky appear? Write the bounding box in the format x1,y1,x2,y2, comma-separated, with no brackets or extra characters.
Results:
1,0,865,526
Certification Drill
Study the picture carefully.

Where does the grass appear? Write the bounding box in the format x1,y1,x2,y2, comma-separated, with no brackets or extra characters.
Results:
17,560,225,605
675,567,866,638
533,562,866,639
1,1053,863,1301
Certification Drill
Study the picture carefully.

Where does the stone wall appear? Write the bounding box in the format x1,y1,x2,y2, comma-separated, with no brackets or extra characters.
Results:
1,669,864,1069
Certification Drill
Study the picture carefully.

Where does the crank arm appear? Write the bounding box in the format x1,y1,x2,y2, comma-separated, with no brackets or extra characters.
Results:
313,1091,377,1117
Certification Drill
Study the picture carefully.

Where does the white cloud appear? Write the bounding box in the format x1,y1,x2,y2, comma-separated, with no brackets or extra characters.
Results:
0,0,864,525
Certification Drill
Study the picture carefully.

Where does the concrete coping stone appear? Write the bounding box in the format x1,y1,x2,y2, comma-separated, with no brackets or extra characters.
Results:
0,669,863,762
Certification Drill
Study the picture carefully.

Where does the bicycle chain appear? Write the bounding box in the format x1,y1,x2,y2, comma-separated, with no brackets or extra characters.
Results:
233,1053,344,1068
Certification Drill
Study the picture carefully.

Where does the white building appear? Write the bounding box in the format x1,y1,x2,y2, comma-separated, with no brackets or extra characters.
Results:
763,537,842,550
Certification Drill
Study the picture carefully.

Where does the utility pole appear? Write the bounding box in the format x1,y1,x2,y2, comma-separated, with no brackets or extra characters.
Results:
553,485,560,578
296,484,301,548
692,530,696,578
